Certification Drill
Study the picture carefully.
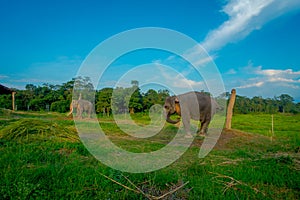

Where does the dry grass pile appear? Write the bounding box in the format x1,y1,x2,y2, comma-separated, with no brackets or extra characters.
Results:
0,118,79,142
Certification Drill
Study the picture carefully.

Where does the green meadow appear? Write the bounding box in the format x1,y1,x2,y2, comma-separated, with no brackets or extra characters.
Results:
0,110,299,199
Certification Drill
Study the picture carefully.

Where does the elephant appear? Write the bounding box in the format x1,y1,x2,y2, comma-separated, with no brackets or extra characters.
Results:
163,91,219,137
67,99,93,119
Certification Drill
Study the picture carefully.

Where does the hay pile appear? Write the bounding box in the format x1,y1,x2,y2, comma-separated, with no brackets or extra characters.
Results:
0,119,79,142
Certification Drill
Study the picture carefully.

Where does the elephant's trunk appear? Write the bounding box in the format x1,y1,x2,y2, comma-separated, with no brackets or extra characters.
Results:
67,101,75,116
67,105,73,116
165,113,180,124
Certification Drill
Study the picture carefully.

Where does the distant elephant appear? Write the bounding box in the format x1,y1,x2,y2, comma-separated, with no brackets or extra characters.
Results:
163,92,219,137
67,99,93,119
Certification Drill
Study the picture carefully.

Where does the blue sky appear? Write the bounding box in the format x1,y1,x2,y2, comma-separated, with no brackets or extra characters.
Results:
0,0,300,100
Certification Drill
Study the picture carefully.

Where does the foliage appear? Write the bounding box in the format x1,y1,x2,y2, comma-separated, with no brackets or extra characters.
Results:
143,89,170,112
96,87,113,116
0,94,11,109
233,94,300,114
73,76,95,100
50,100,70,113
0,77,90,112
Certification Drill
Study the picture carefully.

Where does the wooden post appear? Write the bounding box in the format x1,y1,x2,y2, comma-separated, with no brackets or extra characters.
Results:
225,89,236,129
271,114,274,142
12,91,16,111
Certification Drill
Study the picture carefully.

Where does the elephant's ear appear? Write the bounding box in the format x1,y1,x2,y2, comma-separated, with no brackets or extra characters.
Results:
175,97,179,103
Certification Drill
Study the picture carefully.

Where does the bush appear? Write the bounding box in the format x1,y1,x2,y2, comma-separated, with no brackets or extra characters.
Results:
50,100,70,113
0,94,12,109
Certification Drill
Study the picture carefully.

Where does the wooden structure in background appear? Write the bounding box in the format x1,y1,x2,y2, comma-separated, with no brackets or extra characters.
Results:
0,84,16,111
225,89,236,129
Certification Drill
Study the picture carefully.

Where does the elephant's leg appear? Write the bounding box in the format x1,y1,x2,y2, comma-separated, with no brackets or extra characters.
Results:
182,117,193,138
76,108,80,118
81,108,86,118
87,108,91,118
199,120,209,135
77,107,83,119
197,122,202,134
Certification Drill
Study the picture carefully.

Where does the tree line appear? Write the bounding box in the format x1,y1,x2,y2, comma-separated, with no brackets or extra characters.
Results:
0,77,169,115
233,94,300,114
0,77,299,114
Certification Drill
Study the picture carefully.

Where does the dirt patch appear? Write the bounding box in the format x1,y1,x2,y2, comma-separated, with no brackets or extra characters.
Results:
191,129,257,150
214,129,257,150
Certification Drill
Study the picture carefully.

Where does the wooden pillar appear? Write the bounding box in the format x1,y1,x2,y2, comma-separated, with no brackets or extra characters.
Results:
225,89,236,129
12,91,16,111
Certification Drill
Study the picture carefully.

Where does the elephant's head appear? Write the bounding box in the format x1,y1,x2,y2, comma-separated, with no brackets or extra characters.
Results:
67,100,79,116
71,100,79,108
163,96,181,124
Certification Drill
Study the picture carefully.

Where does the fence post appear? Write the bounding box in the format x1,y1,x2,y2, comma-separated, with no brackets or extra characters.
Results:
12,91,16,111
225,89,236,129
271,114,274,141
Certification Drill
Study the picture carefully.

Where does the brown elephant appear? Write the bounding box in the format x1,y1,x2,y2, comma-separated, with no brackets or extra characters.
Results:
67,99,93,119
163,91,219,136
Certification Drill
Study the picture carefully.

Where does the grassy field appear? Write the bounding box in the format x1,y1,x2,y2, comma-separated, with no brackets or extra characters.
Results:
0,110,299,199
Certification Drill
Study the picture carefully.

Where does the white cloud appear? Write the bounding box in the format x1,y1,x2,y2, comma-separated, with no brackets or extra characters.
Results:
268,77,300,83
191,55,214,67
231,65,300,99
237,81,264,89
233,80,300,100
150,0,300,98
225,69,237,75
157,64,205,92
252,66,300,83
0,75,9,79
201,0,300,52
175,0,300,88
172,74,205,89
197,0,300,100
255,67,300,77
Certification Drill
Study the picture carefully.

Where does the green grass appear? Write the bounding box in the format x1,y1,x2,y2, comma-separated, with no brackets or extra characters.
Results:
232,113,300,136
232,113,300,153
0,110,299,199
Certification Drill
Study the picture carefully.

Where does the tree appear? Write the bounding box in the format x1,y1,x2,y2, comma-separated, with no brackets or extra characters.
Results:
277,94,294,113
50,100,69,113
128,87,143,114
73,76,95,100
131,80,139,87
3,78,300,115
265,98,278,114
111,87,128,114
295,102,300,114
143,89,159,111
234,95,251,114
96,88,113,116
157,89,170,105
252,96,264,113
0,94,11,109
